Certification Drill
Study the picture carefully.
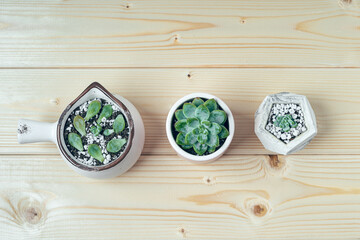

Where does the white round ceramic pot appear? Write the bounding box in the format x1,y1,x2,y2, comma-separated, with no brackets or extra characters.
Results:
166,93,235,163
18,82,145,179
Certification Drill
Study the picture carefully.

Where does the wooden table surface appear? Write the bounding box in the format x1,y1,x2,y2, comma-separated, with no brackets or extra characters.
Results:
1,0,360,239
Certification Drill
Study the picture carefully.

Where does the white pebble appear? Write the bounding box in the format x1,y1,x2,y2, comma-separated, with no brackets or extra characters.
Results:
302,127,307,132
281,134,286,140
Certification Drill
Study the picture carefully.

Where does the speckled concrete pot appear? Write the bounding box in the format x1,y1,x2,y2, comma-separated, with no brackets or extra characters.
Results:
254,92,317,155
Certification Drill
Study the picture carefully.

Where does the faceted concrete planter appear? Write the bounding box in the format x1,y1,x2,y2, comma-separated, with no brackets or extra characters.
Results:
254,92,317,155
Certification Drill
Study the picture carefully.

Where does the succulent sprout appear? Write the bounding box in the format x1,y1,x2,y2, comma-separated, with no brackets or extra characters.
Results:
274,114,297,132
87,144,104,162
84,100,101,121
103,129,114,136
174,98,229,156
68,133,83,151
106,138,127,153
90,124,102,136
113,114,125,134
73,115,86,136
97,105,113,124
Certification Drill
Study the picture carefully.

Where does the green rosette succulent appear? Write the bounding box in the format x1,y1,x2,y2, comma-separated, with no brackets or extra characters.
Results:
174,98,229,156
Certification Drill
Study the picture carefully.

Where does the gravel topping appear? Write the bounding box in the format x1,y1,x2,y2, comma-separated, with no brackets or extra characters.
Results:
63,98,129,166
265,103,307,144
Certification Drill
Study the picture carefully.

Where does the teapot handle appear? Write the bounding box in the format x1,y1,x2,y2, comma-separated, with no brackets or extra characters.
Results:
18,119,57,144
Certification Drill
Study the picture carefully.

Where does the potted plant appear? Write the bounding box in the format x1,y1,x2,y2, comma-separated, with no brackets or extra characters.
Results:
254,92,317,155
18,82,145,179
166,93,235,163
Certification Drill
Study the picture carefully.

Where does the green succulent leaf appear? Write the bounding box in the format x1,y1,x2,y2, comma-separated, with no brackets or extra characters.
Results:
106,138,127,153
208,146,216,153
175,119,193,133
275,114,297,132
209,110,227,125
175,109,186,121
206,134,219,148
219,125,229,139
182,145,193,149
85,100,101,121
176,132,192,149
185,131,198,145
192,97,204,107
73,115,86,137
103,129,114,136
193,142,208,156
192,127,200,135
113,114,126,134
68,133,83,151
195,104,210,121
205,122,222,135
201,120,211,128
183,103,196,118
97,105,113,124
87,144,104,162
90,124,102,137
187,118,200,129
204,99,218,112
197,133,208,144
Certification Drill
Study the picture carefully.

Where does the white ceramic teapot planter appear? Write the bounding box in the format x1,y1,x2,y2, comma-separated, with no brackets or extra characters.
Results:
18,82,145,179
166,93,235,163
254,92,317,155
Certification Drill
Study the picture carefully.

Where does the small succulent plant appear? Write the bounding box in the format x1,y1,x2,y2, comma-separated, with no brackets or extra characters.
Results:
113,114,125,134
67,99,128,164
73,115,86,136
103,129,114,136
90,124,102,136
107,138,127,153
274,114,297,132
97,105,113,124
174,98,229,156
68,133,83,151
88,144,104,162
85,100,101,121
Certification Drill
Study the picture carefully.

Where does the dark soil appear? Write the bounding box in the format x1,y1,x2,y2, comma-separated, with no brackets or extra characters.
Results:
63,98,129,166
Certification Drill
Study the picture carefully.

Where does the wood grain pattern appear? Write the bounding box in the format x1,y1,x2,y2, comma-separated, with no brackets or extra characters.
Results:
0,0,360,68
1,68,360,155
1,0,360,239
0,154,359,239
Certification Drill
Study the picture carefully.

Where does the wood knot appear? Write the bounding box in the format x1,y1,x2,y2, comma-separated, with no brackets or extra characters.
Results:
187,73,191,78
244,198,271,220
49,98,59,105
252,204,267,217
269,155,282,168
124,2,132,9
177,227,186,238
174,34,180,42
18,197,46,226
23,206,42,224
203,176,215,185
338,0,352,8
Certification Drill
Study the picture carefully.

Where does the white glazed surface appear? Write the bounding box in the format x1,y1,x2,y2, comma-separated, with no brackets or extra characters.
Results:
166,93,235,163
18,92,145,179
254,92,317,155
